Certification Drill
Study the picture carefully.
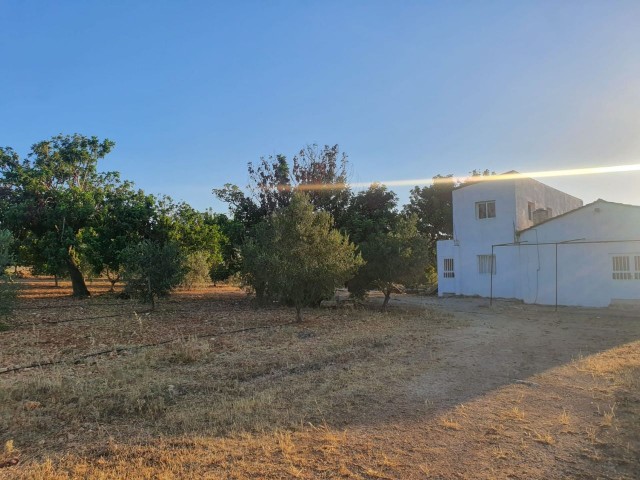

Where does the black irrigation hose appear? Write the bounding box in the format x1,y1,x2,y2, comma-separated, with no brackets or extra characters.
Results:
0,320,298,375
10,310,154,329
12,302,146,311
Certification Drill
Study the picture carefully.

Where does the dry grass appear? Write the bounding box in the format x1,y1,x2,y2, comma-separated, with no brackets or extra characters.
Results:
1,278,639,479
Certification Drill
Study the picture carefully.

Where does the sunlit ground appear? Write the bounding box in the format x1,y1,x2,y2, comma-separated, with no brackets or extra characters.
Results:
1,278,638,479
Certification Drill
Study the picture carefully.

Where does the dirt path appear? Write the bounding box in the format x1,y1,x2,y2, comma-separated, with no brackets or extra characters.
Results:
403,297,640,413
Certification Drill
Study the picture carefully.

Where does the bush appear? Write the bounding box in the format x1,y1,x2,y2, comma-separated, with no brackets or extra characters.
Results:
121,240,186,308
182,250,212,289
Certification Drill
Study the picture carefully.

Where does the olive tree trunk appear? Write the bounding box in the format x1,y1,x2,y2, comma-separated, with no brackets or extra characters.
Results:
65,250,90,298
381,290,391,312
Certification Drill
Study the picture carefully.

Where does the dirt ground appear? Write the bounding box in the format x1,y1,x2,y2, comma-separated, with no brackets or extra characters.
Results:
1,279,638,479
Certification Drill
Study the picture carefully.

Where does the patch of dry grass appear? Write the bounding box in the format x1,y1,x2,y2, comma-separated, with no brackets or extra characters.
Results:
1,281,639,479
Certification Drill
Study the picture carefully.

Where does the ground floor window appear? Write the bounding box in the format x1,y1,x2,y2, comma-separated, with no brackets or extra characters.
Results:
612,254,640,280
478,254,496,275
443,258,454,278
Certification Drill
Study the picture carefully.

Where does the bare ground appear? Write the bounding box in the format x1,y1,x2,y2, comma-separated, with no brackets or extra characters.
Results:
0,279,638,479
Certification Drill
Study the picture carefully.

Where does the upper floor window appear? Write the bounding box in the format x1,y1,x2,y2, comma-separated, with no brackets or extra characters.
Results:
476,201,496,219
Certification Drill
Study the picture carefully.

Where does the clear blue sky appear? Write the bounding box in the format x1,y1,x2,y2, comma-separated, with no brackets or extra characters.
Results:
2,0,640,212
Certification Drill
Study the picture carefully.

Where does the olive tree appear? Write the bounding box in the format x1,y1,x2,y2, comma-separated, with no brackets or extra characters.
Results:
0,229,18,322
348,215,431,311
242,193,362,321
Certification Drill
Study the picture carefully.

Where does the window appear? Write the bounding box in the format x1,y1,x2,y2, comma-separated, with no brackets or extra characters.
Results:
478,255,496,275
612,255,640,280
527,202,535,221
476,201,496,219
443,258,454,278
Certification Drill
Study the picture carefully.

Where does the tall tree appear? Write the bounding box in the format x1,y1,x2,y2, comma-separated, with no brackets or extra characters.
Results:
213,144,352,231
0,229,19,322
403,170,496,252
291,144,351,227
343,183,398,244
0,134,115,297
242,193,363,321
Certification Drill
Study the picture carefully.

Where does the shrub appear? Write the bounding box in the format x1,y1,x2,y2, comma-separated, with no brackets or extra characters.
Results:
121,240,186,308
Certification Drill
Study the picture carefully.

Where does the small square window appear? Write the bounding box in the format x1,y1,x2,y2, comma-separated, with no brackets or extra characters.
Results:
528,202,535,221
478,255,496,275
476,201,496,219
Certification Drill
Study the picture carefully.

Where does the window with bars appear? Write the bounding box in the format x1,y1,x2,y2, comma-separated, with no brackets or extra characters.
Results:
612,255,640,280
476,201,496,219
443,258,454,278
478,255,496,275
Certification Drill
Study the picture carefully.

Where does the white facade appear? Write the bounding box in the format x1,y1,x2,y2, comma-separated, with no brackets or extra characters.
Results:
437,174,640,307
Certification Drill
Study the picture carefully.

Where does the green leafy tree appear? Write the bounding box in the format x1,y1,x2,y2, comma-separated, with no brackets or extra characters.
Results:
403,170,496,253
348,215,431,311
291,144,351,227
0,230,18,322
0,134,116,297
81,182,156,291
242,193,363,321
213,144,352,236
343,183,398,244
152,200,226,285
121,240,186,309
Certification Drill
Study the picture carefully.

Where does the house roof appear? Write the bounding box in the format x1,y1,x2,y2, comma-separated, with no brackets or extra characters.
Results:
517,199,640,234
453,171,581,202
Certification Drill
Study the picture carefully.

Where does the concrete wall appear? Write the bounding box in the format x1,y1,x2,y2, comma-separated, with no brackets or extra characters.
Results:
449,180,517,297
437,240,458,295
518,201,640,243
437,180,640,306
514,179,583,231
514,201,640,307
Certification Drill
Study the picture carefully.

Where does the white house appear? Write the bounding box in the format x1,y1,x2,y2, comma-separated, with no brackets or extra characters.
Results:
436,173,640,307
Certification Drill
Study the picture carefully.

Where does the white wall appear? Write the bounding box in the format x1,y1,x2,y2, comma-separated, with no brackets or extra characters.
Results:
514,179,583,231
450,180,516,296
514,201,640,306
519,201,640,243
437,240,457,295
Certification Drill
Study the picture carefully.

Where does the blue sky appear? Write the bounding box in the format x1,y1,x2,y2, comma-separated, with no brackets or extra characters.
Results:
1,0,640,212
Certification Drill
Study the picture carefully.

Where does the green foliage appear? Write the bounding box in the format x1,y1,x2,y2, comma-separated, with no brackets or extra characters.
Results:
80,182,156,290
242,193,363,321
214,144,352,239
403,174,456,252
0,134,116,297
182,250,212,289
343,183,398,244
121,240,186,307
0,230,18,321
348,215,431,310
403,170,496,253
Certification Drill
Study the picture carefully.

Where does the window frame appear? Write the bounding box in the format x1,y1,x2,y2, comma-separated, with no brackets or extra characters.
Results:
443,258,455,278
478,254,496,275
612,254,640,280
476,200,496,220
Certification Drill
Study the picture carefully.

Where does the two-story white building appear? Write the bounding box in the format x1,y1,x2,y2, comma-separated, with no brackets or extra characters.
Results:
436,172,640,307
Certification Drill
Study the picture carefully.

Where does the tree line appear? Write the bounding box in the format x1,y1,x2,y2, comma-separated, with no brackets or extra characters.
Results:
1,134,488,321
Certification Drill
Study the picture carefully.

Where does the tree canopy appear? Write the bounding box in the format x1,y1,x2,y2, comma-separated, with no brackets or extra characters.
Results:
242,193,363,321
